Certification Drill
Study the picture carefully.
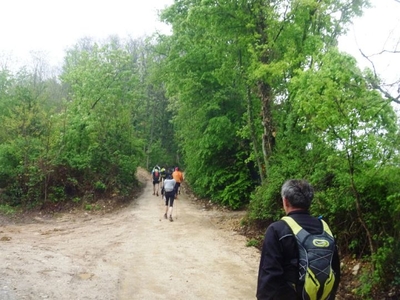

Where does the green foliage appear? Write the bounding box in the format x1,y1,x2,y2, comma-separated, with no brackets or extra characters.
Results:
179,109,256,209
0,143,20,188
0,2,397,298
287,49,399,256
356,266,375,300
159,0,262,209
93,181,106,192
246,238,260,248
48,186,66,202
372,237,400,288
84,203,100,211
356,235,400,299
132,37,178,169
0,67,55,205
0,204,16,215
0,38,152,208
57,40,146,197
247,40,399,295
147,139,176,170
248,174,284,222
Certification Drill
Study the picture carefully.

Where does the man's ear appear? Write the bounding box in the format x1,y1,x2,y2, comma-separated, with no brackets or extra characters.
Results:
282,197,290,211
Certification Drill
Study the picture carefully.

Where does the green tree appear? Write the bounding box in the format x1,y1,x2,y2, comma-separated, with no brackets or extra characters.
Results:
160,0,259,208
245,0,368,170
290,50,400,290
0,61,62,206
60,39,144,197
126,37,177,169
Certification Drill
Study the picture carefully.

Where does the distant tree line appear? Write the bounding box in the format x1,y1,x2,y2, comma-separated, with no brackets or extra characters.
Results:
0,36,176,208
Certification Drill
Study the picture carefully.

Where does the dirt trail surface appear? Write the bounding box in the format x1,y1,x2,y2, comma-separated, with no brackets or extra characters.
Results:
0,169,260,300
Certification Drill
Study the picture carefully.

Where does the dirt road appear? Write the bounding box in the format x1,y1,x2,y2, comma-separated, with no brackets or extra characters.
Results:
0,170,260,299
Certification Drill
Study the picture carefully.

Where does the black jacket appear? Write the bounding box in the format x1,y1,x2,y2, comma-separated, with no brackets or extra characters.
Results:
256,210,340,300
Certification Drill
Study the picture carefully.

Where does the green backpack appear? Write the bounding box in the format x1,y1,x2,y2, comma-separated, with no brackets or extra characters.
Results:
282,216,336,300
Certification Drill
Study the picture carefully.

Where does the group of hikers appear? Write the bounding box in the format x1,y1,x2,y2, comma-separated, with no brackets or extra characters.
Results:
151,165,183,222
149,165,341,299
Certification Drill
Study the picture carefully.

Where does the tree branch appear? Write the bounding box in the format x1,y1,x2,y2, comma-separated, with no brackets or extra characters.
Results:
359,49,400,104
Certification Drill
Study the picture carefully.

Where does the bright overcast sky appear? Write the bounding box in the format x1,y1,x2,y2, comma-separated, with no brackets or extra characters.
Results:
338,0,400,85
0,0,399,80
0,0,174,67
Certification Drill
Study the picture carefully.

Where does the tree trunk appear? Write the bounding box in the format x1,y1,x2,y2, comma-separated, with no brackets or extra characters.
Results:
246,87,264,184
258,81,275,170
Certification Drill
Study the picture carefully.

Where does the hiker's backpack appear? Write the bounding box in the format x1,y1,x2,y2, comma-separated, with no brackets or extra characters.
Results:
160,168,166,178
282,216,336,300
153,168,160,181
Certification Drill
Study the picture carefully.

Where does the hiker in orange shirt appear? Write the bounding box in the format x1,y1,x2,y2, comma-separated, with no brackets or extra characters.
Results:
172,167,183,199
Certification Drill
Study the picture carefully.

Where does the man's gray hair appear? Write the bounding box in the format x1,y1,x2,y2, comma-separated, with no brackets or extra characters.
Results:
281,179,314,210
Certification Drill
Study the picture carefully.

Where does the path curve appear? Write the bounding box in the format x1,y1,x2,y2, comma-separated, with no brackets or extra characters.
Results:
0,170,260,299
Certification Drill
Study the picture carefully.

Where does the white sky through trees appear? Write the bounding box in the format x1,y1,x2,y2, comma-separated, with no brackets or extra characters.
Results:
0,0,399,85
338,0,400,94
0,0,174,67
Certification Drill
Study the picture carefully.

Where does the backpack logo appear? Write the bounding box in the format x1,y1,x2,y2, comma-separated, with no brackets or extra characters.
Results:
282,216,336,300
313,239,330,247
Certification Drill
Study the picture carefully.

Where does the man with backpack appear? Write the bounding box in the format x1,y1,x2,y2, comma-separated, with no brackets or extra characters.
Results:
159,166,167,199
151,165,161,196
256,179,340,300
160,167,167,183
162,172,176,222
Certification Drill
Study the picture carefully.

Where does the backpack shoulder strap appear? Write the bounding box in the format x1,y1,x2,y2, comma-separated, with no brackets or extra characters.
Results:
281,216,303,235
282,216,334,238
320,219,333,237
281,216,312,245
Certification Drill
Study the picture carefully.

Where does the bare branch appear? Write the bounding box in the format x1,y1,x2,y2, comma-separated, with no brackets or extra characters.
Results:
359,49,400,104
374,83,400,104
359,48,378,78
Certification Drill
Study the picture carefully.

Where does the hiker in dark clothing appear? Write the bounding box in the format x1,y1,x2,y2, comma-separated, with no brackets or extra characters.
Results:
151,165,161,196
256,179,340,300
